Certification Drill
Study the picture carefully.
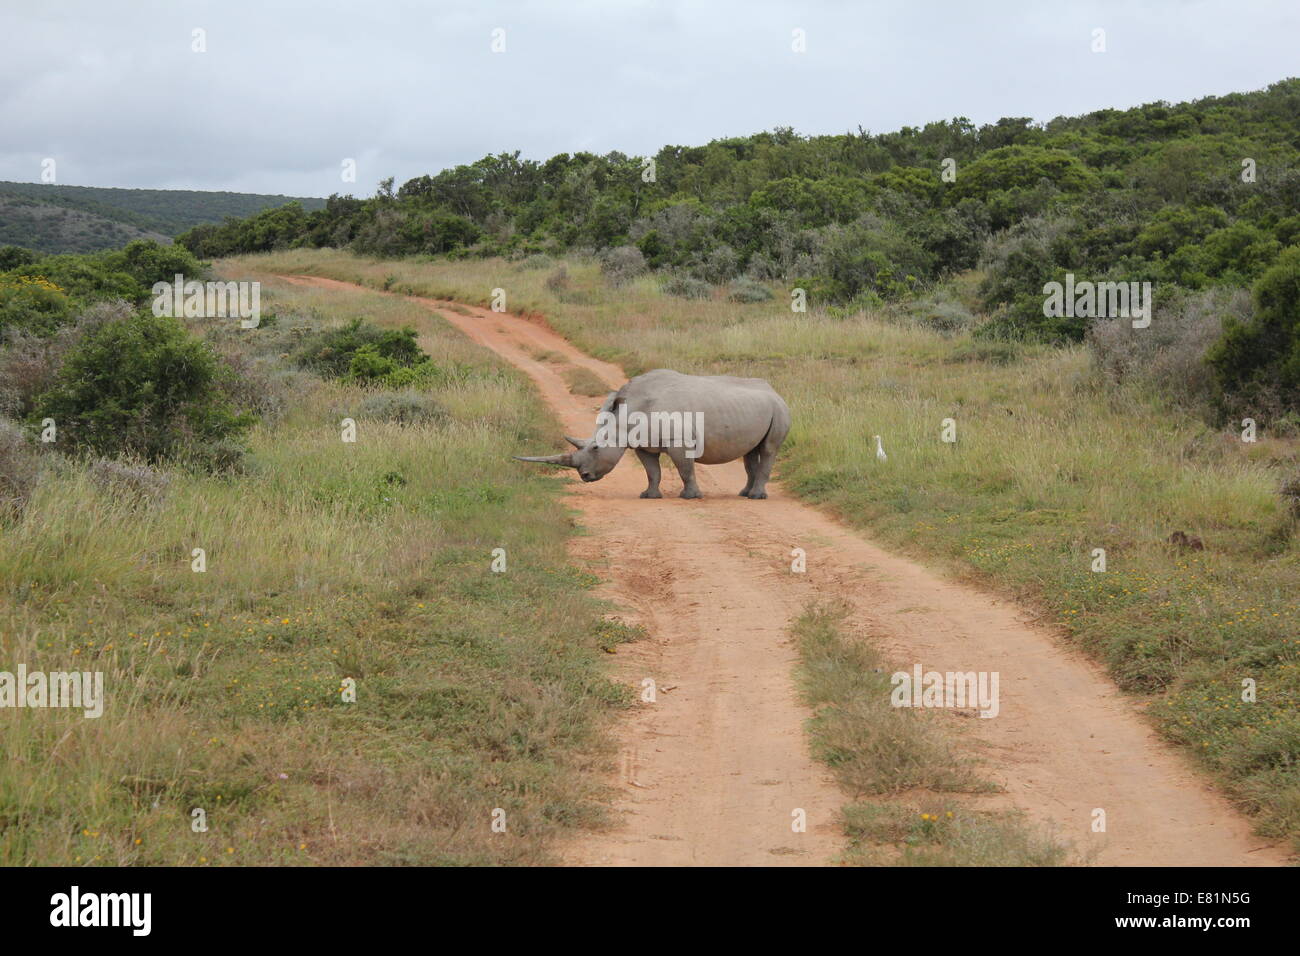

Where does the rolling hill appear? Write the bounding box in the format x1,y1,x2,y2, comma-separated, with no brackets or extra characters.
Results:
0,181,327,253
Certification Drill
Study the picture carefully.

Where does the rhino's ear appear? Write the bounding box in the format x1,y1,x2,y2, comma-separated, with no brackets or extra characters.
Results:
563,435,586,449
597,391,620,415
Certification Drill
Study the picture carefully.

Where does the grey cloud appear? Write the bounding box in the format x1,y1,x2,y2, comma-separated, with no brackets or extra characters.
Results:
0,0,1294,195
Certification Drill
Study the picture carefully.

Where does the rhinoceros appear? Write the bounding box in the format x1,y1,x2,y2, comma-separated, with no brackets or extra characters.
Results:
515,368,790,499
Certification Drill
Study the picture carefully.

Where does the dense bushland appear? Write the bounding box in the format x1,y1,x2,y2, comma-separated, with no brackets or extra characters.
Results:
0,237,203,338
178,78,1300,417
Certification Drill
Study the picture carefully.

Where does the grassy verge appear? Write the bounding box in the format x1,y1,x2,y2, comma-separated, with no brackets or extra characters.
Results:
224,248,1300,853
793,601,1072,866
0,271,628,865
560,367,609,397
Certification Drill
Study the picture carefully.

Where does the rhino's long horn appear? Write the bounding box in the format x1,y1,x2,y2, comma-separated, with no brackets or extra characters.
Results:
513,453,576,467
563,435,586,449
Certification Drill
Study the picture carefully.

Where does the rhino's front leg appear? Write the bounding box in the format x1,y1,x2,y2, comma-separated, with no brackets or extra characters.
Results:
670,450,702,499
635,448,663,499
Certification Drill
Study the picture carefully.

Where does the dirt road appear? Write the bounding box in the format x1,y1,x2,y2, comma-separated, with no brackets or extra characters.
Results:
279,274,1289,867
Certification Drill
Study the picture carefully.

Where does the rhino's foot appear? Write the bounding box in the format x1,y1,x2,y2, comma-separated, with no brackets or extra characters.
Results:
680,488,702,500
639,489,663,499
746,490,768,500
738,487,752,497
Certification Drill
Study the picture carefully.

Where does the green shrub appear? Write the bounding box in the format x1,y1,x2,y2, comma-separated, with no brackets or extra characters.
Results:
105,239,204,289
952,145,1099,201
977,216,1069,311
812,220,932,303
1198,222,1281,283
1134,205,1228,258
177,202,311,257
31,311,254,464
379,359,478,389
345,343,399,381
1090,286,1248,412
6,253,142,304
0,300,133,417
1208,245,1300,416
210,349,293,424
750,175,873,226
695,243,740,283
0,246,40,271
728,277,775,303
599,246,647,287
977,281,1097,343
294,318,427,378
1275,215,1300,247
898,291,977,333
0,274,75,337
662,274,713,299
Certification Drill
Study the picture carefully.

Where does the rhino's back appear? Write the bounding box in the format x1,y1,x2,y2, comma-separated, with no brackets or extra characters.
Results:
618,369,788,464
623,368,782,395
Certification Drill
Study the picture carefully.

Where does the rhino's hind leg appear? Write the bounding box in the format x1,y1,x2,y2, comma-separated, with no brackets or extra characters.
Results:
635,449,663,499
744,412,787,500
744,442,779,499
668,450,702,499
740,449,760,496
746,452,775,499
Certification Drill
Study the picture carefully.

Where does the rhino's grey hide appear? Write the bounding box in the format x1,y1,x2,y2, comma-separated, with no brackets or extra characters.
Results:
516,368,790,500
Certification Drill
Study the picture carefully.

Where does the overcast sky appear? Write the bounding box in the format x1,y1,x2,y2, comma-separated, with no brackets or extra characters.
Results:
0,0,1295,197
